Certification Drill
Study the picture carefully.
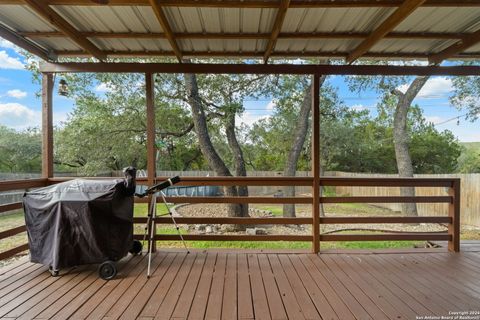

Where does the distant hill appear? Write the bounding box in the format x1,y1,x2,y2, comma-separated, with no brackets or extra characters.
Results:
461,142,480,151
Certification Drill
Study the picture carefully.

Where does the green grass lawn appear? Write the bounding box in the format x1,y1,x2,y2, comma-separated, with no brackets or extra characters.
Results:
152,225,422,250
153,239,421,250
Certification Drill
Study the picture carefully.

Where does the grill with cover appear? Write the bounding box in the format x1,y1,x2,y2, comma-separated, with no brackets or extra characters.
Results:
23,168,141,280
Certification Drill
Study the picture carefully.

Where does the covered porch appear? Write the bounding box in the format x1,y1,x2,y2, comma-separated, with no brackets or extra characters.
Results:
2,0,480,256
0,0,480,318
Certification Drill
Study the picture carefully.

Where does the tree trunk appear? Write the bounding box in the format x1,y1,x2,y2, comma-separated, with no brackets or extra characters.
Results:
283,75,327,217
393,75,429,216
183,72,244,220
225,111,249,217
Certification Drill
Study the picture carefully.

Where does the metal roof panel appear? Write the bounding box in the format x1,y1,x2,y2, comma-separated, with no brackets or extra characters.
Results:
283,8,395,33
51,5,163,33
0,5,57,32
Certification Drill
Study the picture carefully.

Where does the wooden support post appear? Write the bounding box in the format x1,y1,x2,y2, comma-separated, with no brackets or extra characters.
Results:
42,73,54,179
448,179,461,252
146,72,157,252
312,74,320,253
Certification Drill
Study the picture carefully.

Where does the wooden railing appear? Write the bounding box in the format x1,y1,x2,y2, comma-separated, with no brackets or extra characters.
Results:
0,176,461,262
0,178,48,261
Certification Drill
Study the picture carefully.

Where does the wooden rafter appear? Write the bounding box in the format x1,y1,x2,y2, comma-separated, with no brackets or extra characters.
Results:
0,23,55,61
1,0,479,7
264,0,290,63
429,28,480,64
346,0,427,64
18,31,468,40
22,0,106,61
148,0,182,62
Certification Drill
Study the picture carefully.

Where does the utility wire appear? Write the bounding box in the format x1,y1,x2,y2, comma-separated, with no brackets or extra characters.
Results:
434,110,480,126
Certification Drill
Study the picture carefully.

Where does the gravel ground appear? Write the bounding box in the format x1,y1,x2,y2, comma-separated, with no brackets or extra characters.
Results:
175,203,451,235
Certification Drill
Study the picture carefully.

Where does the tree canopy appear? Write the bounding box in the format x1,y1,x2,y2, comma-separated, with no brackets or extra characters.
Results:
0,59,474,176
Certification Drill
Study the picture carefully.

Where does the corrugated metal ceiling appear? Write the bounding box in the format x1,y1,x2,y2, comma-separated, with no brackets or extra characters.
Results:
0,3,479,61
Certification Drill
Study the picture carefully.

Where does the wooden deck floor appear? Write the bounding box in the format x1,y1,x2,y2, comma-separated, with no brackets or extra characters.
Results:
0,249,480,320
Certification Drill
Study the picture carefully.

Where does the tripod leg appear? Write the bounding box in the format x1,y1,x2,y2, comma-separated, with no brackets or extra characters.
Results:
160,191,190,254
147,195,157,278
143,207,152,245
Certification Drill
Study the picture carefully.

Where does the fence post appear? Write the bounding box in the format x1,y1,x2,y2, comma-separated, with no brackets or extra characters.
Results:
448,178,460,252
312,74,320,253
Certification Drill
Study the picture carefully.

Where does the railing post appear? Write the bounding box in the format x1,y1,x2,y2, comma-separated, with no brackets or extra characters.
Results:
448,178,460,252
312,74,320,253
42,73,53,179
146,72,157,252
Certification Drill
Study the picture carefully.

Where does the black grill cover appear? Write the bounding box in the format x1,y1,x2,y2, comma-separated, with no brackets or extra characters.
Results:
23,179,134,270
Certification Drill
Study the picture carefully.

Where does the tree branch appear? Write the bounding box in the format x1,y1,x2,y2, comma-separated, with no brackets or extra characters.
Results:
53,160,84,168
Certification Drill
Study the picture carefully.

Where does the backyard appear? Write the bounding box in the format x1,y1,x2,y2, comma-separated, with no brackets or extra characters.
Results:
2,199,478,268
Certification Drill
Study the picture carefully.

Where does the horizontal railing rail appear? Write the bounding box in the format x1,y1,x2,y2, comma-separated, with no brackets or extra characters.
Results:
319,216,451,224
0,175,461,262
134,217,313,225
319,233,450,241
0,202,23,214
0,179,42,261
0,225,26,240
49,176,457,187
136,196,313,204
0,178,48,192
133,234,313,242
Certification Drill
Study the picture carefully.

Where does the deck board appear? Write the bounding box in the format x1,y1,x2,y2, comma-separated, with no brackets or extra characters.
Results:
170,253,206,320
0,248,480,319
246,254,270,320
188,253,216,320
257,254,286,320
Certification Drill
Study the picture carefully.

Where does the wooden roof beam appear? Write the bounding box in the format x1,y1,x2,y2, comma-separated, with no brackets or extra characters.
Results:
264,0,290,63
346,0,427,64
148,0,182,62
55,50,480,60
429,28,480,64
18,31,469,40
39,62,480,76
0,23,56,61
1,0,479,7
22,0,106,61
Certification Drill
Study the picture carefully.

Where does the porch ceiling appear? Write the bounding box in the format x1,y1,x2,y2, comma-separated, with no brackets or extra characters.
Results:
0,1,480,64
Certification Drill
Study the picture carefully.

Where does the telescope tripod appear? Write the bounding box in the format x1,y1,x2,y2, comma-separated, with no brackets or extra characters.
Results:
143,191,189,278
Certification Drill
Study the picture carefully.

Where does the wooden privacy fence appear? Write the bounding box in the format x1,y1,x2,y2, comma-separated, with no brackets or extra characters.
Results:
335,172,480,227
0,175,461,262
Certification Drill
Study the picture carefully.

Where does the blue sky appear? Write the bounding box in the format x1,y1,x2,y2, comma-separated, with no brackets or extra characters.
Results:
0,38,479,142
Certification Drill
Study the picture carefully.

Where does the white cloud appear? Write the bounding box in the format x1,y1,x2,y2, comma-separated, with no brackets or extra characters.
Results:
53,111,70,126
396,77,453,99
95,83,111,92
425,116,444,125
266,100,276,110
418,77,453,98
6,89,27,99
0,103,39,129
0,50,24,70
0,39,18,51
350,104,369,111
236,112,270,126
459,133,480,143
